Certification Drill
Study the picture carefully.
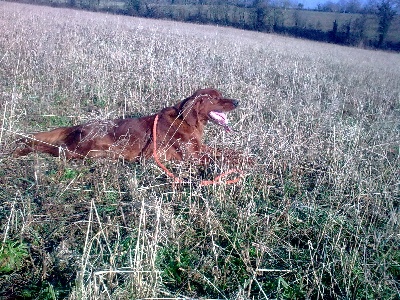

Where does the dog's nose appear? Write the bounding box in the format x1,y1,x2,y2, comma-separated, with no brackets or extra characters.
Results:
232,99,239,107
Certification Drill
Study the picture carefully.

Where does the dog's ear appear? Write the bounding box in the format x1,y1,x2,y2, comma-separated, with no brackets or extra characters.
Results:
181,98,200,127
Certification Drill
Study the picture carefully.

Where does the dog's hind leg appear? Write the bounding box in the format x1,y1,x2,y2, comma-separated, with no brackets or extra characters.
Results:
13,126,77,158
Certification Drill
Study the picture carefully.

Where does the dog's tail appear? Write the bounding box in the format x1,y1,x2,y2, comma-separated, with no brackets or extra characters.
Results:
13,127,74,157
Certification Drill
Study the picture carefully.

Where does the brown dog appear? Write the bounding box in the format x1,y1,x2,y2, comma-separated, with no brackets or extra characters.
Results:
13,89,241,164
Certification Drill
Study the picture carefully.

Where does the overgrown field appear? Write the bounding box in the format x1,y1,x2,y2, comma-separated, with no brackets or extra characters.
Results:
1,2,399,299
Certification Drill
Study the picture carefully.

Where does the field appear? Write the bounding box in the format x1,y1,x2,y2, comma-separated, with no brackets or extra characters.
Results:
282,9,400,42
7,0,400,46
0,1,399,299
148,3,400,43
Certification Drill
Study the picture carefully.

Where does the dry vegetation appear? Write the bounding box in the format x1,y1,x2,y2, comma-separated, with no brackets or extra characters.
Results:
0,2,399,299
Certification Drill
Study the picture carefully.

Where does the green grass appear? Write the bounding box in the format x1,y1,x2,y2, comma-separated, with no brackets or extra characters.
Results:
0,1,399,299
0,241,29,273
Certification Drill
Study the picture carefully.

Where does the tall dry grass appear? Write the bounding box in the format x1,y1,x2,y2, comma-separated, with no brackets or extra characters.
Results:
0,2,399,299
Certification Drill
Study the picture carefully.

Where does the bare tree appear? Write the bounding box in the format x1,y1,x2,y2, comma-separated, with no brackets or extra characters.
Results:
253,0,268,30
376,0,396,46
126,0,141,15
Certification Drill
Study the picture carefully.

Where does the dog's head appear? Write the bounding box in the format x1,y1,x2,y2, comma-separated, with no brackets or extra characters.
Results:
177,88,239,131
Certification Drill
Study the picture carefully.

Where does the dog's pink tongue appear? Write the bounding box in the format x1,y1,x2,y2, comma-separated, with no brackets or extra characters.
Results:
209,111,233,132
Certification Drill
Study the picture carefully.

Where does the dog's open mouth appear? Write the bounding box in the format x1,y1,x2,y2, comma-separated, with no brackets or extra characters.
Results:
208,111,232,132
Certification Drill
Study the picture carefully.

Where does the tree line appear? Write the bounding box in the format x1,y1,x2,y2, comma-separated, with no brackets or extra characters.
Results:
13,0,400,51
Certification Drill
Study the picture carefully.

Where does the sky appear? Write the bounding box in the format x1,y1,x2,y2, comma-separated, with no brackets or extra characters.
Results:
301,0,322,8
